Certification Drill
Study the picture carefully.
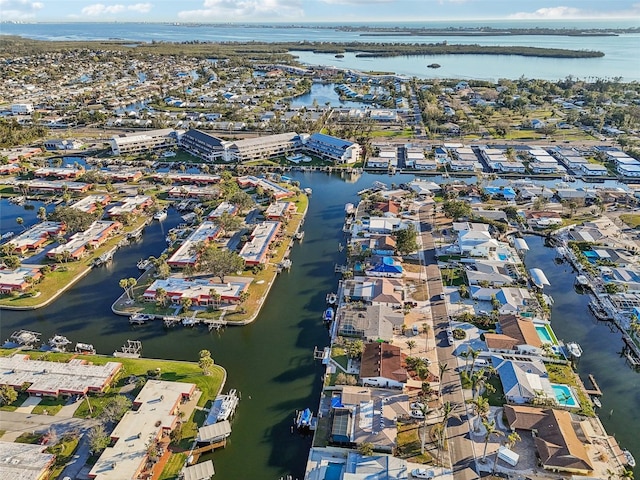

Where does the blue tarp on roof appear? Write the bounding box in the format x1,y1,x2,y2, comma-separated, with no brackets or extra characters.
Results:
369,257,403,274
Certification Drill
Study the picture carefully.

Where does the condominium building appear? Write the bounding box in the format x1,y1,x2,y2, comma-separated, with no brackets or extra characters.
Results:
109,128,176,156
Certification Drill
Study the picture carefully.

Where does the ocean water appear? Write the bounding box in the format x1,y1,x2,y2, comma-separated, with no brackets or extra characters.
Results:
1,21,639,80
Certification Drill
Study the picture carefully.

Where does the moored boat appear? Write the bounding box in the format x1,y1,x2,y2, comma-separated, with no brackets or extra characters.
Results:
48,334,71,352
591,396,602,408
623,449,636,468
323,307,334,323
153,210,168,221
326,293,338,305
566,342,583,358
75,342,96,355
137,258,151,271
295,408,314,430
129,313,154,324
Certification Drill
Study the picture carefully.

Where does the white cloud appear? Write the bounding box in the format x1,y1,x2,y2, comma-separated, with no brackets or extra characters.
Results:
178,0,303,20
81,2,152,17
0,0,44,19
510,4,640,19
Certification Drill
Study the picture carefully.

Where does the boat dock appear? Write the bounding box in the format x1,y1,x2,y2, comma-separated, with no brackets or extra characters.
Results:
585,374,603,397
113,340,142,358
209,389,240,423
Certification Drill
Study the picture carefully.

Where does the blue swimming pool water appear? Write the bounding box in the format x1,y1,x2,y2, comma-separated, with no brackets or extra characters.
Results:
584,251,598,258
552,384,578,407
498,253,508,261
325,462,343,480
535,325,553,344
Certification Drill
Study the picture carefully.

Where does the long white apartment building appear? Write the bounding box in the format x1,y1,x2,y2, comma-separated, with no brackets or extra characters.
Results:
109,128,176,155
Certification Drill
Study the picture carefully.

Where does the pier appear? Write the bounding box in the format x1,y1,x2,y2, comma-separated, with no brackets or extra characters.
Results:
584,373,603,397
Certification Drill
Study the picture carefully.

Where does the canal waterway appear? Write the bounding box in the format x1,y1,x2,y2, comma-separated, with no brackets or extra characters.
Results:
1,174,638,477
523,235,639,470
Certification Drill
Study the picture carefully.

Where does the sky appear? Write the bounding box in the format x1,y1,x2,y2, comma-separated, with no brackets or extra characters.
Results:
1,0,640,23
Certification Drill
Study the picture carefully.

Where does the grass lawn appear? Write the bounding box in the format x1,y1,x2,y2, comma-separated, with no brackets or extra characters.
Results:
16,432,42,444
396,421,434,463
0,392,28,411
31,396,67,416
312,414,331,447
620,214,640,228
331,346,348,371
159,452,187,480
47,437,80,480
483,375,505,407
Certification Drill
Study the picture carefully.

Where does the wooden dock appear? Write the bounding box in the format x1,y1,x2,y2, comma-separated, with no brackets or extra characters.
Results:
188,439,227,463
584,374,603,397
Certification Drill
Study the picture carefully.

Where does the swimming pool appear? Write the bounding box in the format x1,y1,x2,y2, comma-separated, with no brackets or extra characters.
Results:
551,384,579,407
535,324,556,344
498,253,508,261
324,462,344,480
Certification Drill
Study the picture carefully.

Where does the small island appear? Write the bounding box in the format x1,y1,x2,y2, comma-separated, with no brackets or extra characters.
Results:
427,63,441,69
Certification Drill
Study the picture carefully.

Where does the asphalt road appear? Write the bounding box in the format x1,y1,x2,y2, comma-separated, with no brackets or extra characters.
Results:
419,205,479,480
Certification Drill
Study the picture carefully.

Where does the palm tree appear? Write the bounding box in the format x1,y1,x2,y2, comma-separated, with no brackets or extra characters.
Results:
419,403,434,455
16,217,25,231
155,287,167,308
506,431,521,450
438,362,450,398
459,349,471,374
422,323,430,351
470,396,490,432
119,278,131,301
468,348,481,374
481,419,504,463
406,340,417,355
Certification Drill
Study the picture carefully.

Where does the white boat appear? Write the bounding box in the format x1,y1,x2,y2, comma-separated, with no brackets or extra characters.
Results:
137,259,151,271
623,449,636,468
304,188,312,195
566,342,583,358
129,314,154,324
75,342,96,355
153,210,167,221
48,334,71,352
591,396,602,408
326,293,338,305
323,307,334,323
216,389,239,422
0,231,15,240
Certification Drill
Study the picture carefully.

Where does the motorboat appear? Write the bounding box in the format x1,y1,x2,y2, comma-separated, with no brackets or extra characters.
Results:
623,449,636,468
153,210,168,221
323,307,334,323
75,342,96,355
326,293,338,305
215,389,239,423
137,258,151,271
566,342,583,358
296,408,313,429
591,396,602,408
129,313,154,324
48,334,71,352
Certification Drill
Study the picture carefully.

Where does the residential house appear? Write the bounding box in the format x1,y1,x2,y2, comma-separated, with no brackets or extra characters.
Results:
337,304,404,342
483,314,543,354
342,277,404,308
360,343,407,389
492,355,554,404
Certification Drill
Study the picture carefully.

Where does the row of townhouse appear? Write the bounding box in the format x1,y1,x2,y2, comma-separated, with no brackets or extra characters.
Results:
46,220,121,260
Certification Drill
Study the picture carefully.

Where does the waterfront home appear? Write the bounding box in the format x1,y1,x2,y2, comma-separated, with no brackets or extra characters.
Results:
106,195,153,218
264,201,296,220
16,180,92,195
465,261,515,287
581,163,609,176
404,146,425,168
483,314,544,354
46,220,122,261
0,265,42,293
342,277,404,308
144,276,249,305
367,156,392,169
70,194,112,214
7,221,65,254
0,354,121,398
305,448,410,480
365,256,404,278
167,185,220,200
90,380,195,480
492,355,554,404
100,168,143,183
167,221,221,268
239,221,280,265
179,128,226,162
526,211,563,229
458,229,499,258
224,132,302,163
336,304,404,341
153,172,221,185
237,175,293,200
0,441,55,480
360,343,407,389
34,166,85,179
207,201,238,219
504,405,594,475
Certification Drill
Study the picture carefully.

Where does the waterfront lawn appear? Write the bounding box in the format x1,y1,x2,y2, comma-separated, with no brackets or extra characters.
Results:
312,414,331,448
546,364,595,417
330,346,348,371
159,452,187,480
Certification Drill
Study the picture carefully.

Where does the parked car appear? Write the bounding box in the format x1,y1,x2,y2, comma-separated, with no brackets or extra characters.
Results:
412,324,420,336
411,468,434,479
410,402,425,410
410,409,425,419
